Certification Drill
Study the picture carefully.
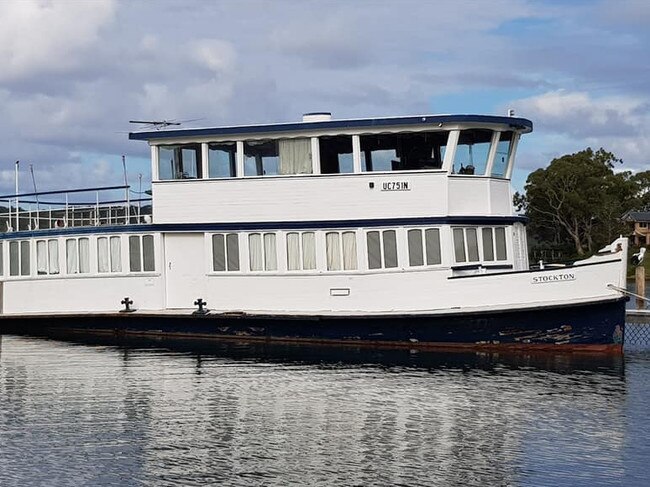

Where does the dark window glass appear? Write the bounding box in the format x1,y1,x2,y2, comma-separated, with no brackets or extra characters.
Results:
244,141,279,176
319,135,354,174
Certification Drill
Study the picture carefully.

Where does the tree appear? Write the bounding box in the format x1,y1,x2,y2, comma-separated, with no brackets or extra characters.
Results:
520,148,637,256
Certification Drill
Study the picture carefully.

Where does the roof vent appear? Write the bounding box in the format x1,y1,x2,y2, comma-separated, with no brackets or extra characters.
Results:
302,112,332,122
507,108,515,117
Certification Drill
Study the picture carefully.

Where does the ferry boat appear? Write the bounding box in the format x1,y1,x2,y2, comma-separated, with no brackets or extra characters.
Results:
0,112,629,351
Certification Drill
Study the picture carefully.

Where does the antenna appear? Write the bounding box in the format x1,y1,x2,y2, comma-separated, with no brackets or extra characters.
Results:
30,164,40,228
128,119,182,130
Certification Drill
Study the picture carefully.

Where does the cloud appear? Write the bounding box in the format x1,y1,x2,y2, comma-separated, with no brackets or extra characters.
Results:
0,0,116,82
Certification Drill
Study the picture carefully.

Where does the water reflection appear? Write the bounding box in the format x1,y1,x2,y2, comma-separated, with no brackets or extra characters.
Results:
0,333,644,486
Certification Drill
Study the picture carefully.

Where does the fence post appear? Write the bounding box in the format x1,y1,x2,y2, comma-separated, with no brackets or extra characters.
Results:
636,266,646,309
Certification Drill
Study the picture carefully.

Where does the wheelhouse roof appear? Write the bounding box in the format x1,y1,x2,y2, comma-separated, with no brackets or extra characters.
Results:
128,114,533,141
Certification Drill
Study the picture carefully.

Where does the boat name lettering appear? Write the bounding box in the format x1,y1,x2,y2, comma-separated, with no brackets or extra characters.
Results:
532,273,576,284
381,181,410,191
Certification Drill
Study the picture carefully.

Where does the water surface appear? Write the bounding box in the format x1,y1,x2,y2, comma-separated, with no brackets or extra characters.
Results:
0,334,648,486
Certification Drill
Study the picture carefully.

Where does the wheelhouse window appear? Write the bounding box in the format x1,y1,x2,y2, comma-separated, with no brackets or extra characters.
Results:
325,231,357,271
129,235,155,272
9,240,30,276
208,142,237,178
248,233,277,271
158,144,202,180
65,238,90,274
320,135,354,174
452,129,493,175
366,230,398,269
491,132,514,178
407,228,442,267
286,232,317,271
37,239,60,275
212,233,240,272
98,236,122,273
361,132,447,172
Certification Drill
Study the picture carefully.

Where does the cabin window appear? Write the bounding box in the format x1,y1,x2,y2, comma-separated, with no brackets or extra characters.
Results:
244,139,312,176
36,239,60,275
212,233,240,272
9,240,30,276
319,135,354,174
129,235,155,272
407,228,442,267
158,144,202,180
325,231,357,271
453,228,480,263
208,143,237,178
65,238,90,274
248,233,277,271
360,132,447,172
286,232,317,271
452,129,493,175
366,230,398,269
98,236,122,273
455,226,508,264
491,132,513,178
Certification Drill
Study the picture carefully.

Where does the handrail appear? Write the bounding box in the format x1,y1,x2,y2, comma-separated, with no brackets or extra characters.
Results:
607,284,650,303
0,185,129,199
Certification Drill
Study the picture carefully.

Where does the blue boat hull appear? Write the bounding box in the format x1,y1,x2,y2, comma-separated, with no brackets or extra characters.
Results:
1,298,627,352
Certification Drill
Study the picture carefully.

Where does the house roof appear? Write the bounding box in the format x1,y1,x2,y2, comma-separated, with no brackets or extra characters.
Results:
624,211,650,222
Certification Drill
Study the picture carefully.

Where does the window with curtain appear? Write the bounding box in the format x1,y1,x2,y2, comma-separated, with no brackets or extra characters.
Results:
326,231,357,271
66,238,89,274
286,232,317,271
366,230,397,269
97,236,122,273
37,239,60,275
212,233,240,272
279,138,312,175
248,233,277,271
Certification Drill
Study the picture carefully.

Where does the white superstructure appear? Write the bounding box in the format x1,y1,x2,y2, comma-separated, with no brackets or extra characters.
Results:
0,113,628,323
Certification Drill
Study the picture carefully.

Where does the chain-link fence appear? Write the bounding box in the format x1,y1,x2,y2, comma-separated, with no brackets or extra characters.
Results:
625,322,650,351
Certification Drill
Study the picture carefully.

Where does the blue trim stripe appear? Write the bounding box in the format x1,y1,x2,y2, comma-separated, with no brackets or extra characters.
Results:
129,114,533,141
0,216,527,240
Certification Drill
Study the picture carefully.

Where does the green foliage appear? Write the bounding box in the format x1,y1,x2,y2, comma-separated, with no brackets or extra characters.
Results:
519,148,639,257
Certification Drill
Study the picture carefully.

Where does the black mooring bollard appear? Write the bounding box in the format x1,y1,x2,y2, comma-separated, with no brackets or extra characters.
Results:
120,297,135,313
193,298,208,315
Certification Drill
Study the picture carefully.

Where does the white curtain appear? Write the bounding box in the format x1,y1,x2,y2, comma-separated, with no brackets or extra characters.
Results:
264,233,277,271
37,240,47,275
302,232,316,270
79,238,90,273
98,237,109,273
286,232,301,271
48,239,60,274
249,233,263,271
110,236,122,272
326,232,341,271
66,239,78,274
342,232,357,270
279,138,312,175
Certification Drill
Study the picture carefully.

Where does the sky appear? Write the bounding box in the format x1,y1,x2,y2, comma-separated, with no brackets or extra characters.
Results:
0,0,649,196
